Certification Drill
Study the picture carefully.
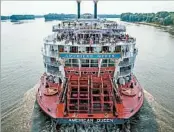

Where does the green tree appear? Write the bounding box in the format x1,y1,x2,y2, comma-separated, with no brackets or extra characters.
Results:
163,16,173,25
120,11,174,26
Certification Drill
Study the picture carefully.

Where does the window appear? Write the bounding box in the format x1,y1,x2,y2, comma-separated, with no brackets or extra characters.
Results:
91,64,98,67
91,59,98,67
81,59,90,67
102,59,107,67
91,59,98,63
50,57,56,62
115,46,121,52
86,47,94,53
72,59,78,63
65,59,71,67
72,59,79,67
81,59,89,63
65,59,79,67
108,59,115,66
70,46,78,53
58,45,64,52
102,46,109,52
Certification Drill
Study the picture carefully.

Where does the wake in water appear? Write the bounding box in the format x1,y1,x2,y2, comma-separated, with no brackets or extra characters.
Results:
30,98,154,132
32,101,131,132
31,89,174,132
1,84,39,132
143,91,174,132
2,85,174,132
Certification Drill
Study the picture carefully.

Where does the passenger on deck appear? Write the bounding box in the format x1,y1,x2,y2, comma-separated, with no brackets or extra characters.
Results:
126,46,129,55
126,34,129,41
74,36,76,41
130,82,134,88
46,82,49,88
122,48,125,56
59,78,62,84
72,37,74,45
134,48,137,54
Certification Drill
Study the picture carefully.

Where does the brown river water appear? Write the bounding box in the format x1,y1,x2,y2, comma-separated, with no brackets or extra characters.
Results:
1,18,174,132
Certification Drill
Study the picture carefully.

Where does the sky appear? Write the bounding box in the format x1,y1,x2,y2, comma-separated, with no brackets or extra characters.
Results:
1,1,174,15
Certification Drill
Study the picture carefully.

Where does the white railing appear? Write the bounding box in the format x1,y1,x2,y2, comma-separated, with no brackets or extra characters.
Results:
42,50,59,58
122,51,137,58
119,70,131,77
44,60,59,67
119,61,132,67
47,69,61,76
44,38,136,46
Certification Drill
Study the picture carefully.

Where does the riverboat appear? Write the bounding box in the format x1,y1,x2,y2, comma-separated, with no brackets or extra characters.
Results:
36,0,144,131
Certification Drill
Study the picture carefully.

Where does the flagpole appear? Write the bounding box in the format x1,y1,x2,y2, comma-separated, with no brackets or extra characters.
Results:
98,58,102,77
79,59,81,76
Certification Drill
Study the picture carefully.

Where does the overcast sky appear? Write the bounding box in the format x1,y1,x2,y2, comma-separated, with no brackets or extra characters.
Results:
1,1,174,15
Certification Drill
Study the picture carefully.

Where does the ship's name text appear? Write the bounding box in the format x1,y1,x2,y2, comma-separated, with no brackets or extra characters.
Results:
59,53,121,59
68,119,114,122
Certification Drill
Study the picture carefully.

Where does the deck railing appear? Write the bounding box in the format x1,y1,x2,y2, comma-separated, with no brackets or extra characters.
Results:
44,36,136,46
52,24,126,32
44,60,60,67
119,70,131,76
119,61,131,67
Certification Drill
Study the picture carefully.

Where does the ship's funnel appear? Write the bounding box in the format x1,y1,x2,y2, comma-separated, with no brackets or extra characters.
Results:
93,0,98,19
77,0,81,19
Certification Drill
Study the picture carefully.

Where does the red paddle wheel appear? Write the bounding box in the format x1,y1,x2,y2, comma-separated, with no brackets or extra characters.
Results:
66,74,115,115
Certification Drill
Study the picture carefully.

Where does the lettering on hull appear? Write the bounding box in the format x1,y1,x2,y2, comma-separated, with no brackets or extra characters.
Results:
56,118,127,124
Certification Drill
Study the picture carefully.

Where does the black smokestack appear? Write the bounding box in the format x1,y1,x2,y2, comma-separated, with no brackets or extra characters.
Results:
94,0,98,19
77,0,81,19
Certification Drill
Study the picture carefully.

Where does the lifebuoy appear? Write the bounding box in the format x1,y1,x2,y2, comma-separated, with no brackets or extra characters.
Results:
121,88,136,96
44,87,58,96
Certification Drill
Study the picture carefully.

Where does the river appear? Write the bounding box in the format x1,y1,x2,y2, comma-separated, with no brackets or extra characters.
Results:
1,18,174,132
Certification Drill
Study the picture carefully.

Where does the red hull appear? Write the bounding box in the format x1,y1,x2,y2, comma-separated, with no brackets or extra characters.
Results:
36,73,144,123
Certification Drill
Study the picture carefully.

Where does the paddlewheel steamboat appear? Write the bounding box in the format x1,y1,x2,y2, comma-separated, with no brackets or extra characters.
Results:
36,0,144,131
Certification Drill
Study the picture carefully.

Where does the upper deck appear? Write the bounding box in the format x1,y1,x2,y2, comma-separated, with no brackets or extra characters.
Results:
42,16,138,81
44,19,135,47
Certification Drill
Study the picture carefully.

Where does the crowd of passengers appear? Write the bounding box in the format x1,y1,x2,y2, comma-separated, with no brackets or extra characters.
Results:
53,31,138,54
56,31,135,45
56,45,137,56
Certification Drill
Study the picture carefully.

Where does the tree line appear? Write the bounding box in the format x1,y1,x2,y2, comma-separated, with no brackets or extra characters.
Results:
1,15,35,21
44,14,76,21
120,11,174,26
44,13,120,21
1,14,120,21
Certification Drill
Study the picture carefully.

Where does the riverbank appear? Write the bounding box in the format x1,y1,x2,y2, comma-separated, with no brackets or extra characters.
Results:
135,22,174,35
